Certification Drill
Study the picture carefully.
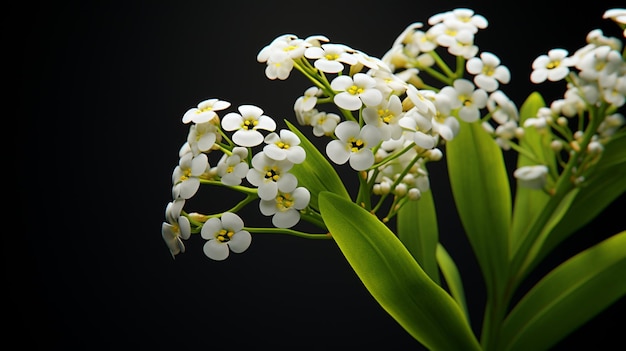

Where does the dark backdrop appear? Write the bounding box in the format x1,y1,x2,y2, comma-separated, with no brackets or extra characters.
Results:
17,0,625,349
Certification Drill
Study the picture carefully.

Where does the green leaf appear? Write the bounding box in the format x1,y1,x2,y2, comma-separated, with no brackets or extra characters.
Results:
397,188,440,284
436,243,470,323
285,120,350,210
500,230,626,351
446,120,511,294
319,191,481,351
510,92,554,252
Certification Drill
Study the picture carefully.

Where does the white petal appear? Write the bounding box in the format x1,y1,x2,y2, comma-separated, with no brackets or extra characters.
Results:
228,231,252,253
263,144,287,160
359,89,383,106
292,187,311,209
277,173,298,193
221,113,243,131
259,199,278,216
203,240,229,261
255,116,277,131
233,130,264,147
413,132,436,149
349,150,375,171
221,212,244,232
314,60,344,73
334,92,362,111
258,181,278,200
286,146,306,164
334,121,360,141
201,217,223,239
178,178,200,199
326,140,350,165
272,210,300,228
238,104,264,117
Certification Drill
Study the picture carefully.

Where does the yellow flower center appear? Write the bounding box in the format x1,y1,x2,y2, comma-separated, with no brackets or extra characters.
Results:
276,192,294,211
242,118,259,130
347,85,364,95
217,228,235,242
265,167,280,181
276,141,290,149
349,137,365,152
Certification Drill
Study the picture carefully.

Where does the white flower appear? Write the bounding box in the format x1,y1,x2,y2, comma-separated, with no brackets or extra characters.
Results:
263,129,306,164
257,34,309,62
310,111,341,137
406,84,437,117
576,46,623,83
294,86,322,113
603,8,626,36
304,43,358,73
246,152,297,200
514,165,549,190
430,93,460,141
530,49,575,83
187,121,219,153
172,152,209,199
439,79,488,122
362,94,404,141
216,147,249,186
259,187,311,228
201,212,252,261
182,98,231,124
161,199,191,257
326,121,381,171
398,107,436,149
222,105,277,147
487,90,518,124
466,52,511,92
264,51,295,80
429,8,488,32
331,73,383,111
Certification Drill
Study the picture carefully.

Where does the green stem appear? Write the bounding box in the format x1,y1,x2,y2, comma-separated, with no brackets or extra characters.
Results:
245,226,332,239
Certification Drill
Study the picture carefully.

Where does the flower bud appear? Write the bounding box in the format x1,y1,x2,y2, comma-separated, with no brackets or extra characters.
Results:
513,165,549,190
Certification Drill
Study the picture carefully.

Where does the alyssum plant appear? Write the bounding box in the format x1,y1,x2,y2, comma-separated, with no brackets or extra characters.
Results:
161,8,626,350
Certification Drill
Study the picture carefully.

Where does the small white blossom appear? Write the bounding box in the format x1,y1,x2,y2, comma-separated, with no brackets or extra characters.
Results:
362,94,404,140
304,43,358,73
439,79,488,122
259,187,311,228
216,147,249,186
182,98,231,124
187,121,220,153
172,152,209,199
201,212,252,261
161,199,191,257
246,152,297,200
263,129,306,164
326,121,381,171
331,73,383,111
466,52,511,92
530,49,575,83
603,8,626,36
310,111,341,137
222,105,277,147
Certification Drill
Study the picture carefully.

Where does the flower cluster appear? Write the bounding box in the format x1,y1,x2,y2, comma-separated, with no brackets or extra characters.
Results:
162,7,625,266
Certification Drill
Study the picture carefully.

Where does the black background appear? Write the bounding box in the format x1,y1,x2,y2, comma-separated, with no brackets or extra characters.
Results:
17,0,625,349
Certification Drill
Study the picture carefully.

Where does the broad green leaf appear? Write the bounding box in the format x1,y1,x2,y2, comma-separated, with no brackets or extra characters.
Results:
500,230,626,351
436,243,469,323
319,191,481,351
285,120,350,210
446,120,510,295
510,92,554,252
398,188,440,284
